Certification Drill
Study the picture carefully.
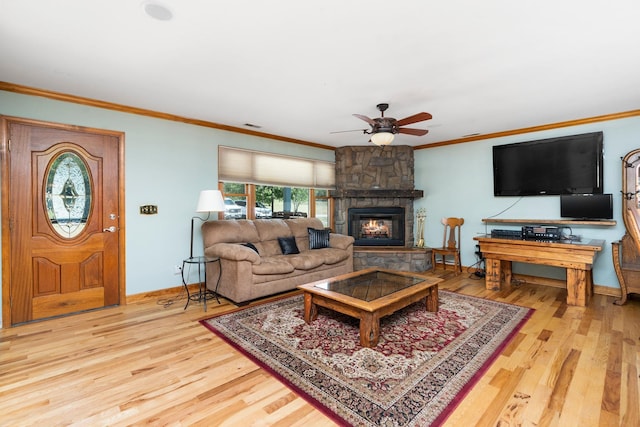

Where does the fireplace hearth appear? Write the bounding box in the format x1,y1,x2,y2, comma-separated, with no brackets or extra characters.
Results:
348,207,405,246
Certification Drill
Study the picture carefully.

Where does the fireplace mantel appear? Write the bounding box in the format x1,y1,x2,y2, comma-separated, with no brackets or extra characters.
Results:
330,189,423,199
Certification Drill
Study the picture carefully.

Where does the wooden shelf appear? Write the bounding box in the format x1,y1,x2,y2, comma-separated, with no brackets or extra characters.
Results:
482,218,617,226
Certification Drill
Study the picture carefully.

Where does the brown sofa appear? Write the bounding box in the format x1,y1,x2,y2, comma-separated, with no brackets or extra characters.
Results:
201,217,354,304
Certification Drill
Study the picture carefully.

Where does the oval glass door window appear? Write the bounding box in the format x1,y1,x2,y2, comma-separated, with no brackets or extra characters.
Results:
45,151,92,238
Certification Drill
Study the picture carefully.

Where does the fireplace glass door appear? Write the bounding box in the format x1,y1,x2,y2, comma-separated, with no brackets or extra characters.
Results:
348,207,405,246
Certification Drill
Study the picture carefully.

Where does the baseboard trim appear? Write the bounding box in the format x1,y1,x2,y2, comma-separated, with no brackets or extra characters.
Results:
126,283,200,304
512,273,621,298
126,274,623,304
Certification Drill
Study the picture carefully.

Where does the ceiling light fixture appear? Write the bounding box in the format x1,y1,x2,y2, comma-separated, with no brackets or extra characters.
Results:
142,1,173,21
370,132,395,146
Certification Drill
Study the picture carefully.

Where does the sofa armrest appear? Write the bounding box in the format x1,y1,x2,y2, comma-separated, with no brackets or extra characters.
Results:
204,243,261,264
329,233,355,250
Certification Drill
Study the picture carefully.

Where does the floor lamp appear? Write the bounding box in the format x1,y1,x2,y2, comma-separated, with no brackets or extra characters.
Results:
190,189,225,259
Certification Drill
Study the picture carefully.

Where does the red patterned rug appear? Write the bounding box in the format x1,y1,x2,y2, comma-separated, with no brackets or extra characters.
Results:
201,291,533,426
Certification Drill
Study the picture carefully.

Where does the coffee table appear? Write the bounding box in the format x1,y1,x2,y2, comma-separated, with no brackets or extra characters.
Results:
298,267,442,348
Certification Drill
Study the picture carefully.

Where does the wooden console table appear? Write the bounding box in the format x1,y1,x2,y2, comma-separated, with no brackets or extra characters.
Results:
474,236,604,306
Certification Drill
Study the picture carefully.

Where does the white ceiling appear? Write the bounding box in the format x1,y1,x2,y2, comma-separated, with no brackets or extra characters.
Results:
1,0,639,148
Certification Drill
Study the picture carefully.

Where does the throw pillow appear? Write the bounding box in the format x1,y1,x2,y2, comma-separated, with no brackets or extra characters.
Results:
308,227,330,249
241,242,259,254
278,236,300,255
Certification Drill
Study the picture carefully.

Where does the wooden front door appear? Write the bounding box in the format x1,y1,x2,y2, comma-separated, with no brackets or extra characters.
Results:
2,117,124,326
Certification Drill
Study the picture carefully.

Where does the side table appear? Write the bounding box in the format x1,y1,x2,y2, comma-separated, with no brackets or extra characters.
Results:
181,256,221,311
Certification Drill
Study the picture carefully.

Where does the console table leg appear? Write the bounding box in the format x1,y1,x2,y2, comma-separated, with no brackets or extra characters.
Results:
501,260,513,286
566,268,588,307
485,258,502,290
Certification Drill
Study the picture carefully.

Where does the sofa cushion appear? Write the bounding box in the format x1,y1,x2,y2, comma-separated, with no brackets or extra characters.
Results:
285,218,325,252
283,253,325,270
252,257,295,275
285,217,325,237
329,233,355,250
312,247,350,265
254,219,291,241
201,220,260,246
308,227,330,249
254,219,293,256
204,243,260,263
278,236,300,255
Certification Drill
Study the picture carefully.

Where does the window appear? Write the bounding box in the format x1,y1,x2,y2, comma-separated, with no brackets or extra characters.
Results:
219,146,334,188
221,182,246,219
218,147,335,227
314,189,330,226
45,151,92,238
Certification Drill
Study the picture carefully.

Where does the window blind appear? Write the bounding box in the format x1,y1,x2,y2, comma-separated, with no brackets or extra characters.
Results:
219,146,335,189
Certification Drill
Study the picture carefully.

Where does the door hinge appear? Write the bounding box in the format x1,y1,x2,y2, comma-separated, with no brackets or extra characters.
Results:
7,138,10,152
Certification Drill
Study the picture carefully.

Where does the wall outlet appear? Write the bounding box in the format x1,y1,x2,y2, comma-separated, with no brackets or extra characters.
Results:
173,265,182,275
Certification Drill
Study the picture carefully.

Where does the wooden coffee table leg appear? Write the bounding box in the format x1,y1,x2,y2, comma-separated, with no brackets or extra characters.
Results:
303,292,318,323
426,285,439,312
359,312,380,347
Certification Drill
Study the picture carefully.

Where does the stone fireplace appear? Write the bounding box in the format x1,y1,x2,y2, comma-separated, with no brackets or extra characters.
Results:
331,145,431,271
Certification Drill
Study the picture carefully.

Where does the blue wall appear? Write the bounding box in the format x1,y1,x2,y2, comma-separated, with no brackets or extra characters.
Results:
0,90,334,324
1,89,637,326
414,115,640,290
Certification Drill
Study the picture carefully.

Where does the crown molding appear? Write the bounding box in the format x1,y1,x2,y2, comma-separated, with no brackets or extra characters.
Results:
415,109,640,150
3,81,638,153
0,81,334,151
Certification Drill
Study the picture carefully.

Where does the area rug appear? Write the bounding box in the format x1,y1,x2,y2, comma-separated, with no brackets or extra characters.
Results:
200,291,533,426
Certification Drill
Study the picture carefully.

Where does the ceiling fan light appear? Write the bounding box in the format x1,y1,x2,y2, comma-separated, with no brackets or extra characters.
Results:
371,132,395,146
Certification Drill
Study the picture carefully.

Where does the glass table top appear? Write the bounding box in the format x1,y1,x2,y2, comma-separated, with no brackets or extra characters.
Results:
314,270,425,302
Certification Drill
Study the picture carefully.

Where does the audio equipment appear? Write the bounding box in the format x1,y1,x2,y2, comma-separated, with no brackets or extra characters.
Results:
491,229,523,239
522,226,561,240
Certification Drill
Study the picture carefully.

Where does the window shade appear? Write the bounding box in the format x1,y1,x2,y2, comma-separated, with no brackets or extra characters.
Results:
219,146,335,189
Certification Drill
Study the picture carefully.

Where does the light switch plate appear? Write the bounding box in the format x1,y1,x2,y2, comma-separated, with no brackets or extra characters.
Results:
140,205,158,215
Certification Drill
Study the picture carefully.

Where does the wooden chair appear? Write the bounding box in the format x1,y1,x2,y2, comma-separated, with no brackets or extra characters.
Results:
431,217,464,274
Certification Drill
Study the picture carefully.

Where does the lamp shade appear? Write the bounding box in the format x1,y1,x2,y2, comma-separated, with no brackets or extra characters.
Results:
370,132,395,146
196,190,225,212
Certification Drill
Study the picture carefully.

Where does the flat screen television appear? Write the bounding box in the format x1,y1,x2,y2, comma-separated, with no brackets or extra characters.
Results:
493,131,604,196
560,193,613,220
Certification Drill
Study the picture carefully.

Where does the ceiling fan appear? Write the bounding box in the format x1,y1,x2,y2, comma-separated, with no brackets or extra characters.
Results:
347,103,433,146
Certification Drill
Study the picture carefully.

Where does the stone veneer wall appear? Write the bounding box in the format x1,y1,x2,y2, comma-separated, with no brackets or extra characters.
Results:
353,248,433,272
334,145,415,191
332,145,418,248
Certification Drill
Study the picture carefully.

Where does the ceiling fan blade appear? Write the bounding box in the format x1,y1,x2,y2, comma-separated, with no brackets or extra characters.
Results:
353,114,377,126
396,112,432,126
398,127,429,136
330,128,367,134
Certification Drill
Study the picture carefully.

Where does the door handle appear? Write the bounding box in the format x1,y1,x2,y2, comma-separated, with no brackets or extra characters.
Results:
103,226,117,233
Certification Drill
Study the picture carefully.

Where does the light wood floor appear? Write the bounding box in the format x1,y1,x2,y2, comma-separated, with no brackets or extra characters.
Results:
1,271,638,426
